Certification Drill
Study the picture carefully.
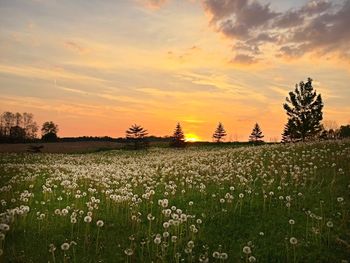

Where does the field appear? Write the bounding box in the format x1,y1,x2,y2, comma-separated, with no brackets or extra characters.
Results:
0,141,349,262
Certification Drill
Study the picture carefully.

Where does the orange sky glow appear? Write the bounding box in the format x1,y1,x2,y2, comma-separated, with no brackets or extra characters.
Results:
1,0,349,141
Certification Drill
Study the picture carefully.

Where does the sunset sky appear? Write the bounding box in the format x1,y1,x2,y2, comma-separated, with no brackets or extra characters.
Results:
1,0,349,141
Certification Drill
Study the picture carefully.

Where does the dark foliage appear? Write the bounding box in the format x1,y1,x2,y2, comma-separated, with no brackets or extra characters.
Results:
0,111,38,143
339,125,350,138
249,123,264,143
125,124,149,150
282,78,323,142
212,122,227,142
170,123,186,148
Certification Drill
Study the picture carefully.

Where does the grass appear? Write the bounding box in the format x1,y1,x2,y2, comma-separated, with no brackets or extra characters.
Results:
0,140,349,262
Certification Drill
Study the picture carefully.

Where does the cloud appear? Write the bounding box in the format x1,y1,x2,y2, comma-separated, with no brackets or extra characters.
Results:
64,41,89,54
231,54,257,64
202,0,350,63
140,0,168,9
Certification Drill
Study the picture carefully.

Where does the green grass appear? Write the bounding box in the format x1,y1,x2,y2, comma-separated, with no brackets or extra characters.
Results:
0,140,349,262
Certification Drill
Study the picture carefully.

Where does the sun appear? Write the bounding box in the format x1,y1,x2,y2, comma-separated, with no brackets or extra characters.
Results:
185,133,200,142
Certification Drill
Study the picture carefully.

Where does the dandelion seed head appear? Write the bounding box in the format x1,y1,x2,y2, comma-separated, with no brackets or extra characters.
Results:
289,237,298,245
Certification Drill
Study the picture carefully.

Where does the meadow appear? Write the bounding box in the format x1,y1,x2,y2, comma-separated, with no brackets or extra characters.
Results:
0,140,349,262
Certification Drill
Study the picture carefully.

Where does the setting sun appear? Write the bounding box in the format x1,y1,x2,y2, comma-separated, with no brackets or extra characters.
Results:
185,134,200,142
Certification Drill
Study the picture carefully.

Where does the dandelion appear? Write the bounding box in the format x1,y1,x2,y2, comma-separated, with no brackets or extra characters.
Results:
96,220,104,227
171,236,177,243
326,221,333,228
212,251,220,259
243,246,251,254
248,256,256,262
289,219,295,225
220,252,228,260
0,224,9,232
0,249,3,256
61,242,70,251
154,236,161,245
71,218,77,224
337,197,344,202
124,248,133,256
84,216,92,223
290,237,297,245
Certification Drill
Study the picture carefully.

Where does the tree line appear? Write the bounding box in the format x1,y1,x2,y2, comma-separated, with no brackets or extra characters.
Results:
1,77,349,146
0,112,59,143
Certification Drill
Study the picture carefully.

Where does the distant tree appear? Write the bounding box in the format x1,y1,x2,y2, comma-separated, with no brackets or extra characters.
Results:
1,112,15,137
212,122,227,142
283,78,323,141
0,111,39,142
125,124,148,150
41,121,59,142
10,126,26,142
249,123,264,143
339,125,350,138
170,123,186,147
23,112,38,139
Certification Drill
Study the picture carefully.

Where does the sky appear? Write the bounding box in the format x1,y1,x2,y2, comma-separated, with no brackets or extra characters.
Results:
0,0,349,141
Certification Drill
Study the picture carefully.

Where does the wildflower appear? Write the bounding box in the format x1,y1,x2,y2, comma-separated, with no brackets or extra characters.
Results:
124,248,133,256
0,249,3,256
49,244,56,253
71,218,77,224
171,236,177,243
0,233,5,241
187,241,194,249
326,221,333,228
248,256,256,262
243,246,251,254
220,253,228,260
147,213,155,221
154,236,161,245
0,224,9,232
213,251,220,259
337,197,344,203
289,237,298,245
84,216,92,223
239,193,244,198
96,220,104,227
289,219,295,225
61,242,70,251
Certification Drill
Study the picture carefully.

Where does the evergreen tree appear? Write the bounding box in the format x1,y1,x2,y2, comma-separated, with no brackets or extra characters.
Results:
281,119,297,143
283,78,323,141
126,124,148,150
212,122,227,142
171,123,186,147
249,123,264,142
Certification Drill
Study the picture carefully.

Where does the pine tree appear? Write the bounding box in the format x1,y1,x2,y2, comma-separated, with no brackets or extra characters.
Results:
126,124,148,149
281,119,297,143
170,123,186,147
212,122,227,142
249,123,264,142
283,78,323,141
